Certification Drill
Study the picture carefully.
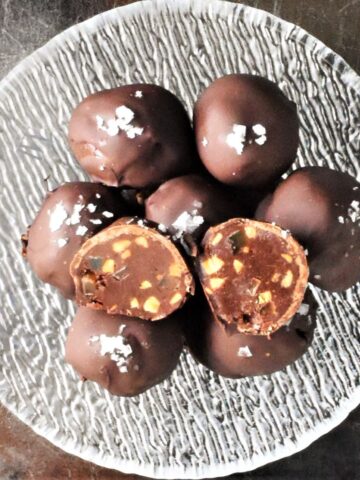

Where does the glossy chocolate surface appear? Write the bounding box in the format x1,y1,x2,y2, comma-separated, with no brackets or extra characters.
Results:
22,182,131,298
186,291,317,378
256,167,360,291
194,74,299,189
145,174,250,242
69,84,196,188
66,307,184,396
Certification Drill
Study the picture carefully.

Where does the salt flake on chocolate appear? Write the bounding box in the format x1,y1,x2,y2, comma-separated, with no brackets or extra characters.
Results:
172,210,204,238
49,202,68,232
102,211,114,218
67,203,85,226
91,325,132,373
253,124,267,145
252,124,266,136
87,203,97,213
237,346,253,358
57,238,69,248
226,124,246,155
96,106,143,139
298,303,309,316
75,225,88,236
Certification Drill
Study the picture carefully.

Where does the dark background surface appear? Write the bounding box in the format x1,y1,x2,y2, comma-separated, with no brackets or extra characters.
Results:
0,1,359,479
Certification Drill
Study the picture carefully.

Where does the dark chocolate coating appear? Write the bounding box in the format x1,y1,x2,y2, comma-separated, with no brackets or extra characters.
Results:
255,167,360,291
23,182,131,299
70,218,195,320
194,74,299,189
145,174,249,242
68,84,196,188
185,291,317,378
65,307,184,396
197,218,309,335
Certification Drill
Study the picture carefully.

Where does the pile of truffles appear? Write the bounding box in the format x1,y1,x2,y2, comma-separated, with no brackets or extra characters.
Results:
22,74,360,397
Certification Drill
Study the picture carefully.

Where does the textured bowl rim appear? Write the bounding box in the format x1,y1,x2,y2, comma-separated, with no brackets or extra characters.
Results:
0,0,359,477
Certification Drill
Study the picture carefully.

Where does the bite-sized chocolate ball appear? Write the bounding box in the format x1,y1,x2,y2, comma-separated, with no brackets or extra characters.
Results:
256,167,360,292
145,174,249,242
22,182,131,299
194,74,299,189
197,218,309,336
68,84,196,188
65,307,185,396
70,218,195,320
185,291,317,378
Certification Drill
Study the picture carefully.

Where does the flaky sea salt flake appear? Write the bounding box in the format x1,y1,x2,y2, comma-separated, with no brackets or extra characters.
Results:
87,203,97,213
102,211,114,218
49,202,68,232
252,124,266,136
75,225,88,236
226,124,247,155
57,238,69,248
237,346,253,358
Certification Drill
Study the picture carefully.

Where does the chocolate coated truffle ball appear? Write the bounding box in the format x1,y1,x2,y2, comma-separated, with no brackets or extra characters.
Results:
185,292,317,378
194,74,299,189
197,218,309,335
22,182,131,299
66,307,184,396
70,218,195,320
256,167,360,291
145,174,249,242
69,84,196,188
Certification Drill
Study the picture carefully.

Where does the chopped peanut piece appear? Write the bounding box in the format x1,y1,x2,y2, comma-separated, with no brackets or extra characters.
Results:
102,258,115,273
242,246,250,253
143,296,160,313
108,304,118,313
211,233,223,246
201,255,225,275
169,263,182,277
281,270,293,288
170,292,182,305
112,239,131,253
209,277,226,290
233,259,244,274
135,237,149,248
271,272,281,282
244,226,257,238
205,287,213,295
258,291,272,304
140,280,152,289
130,297,140,309
281,253,293,263
121,249,131,260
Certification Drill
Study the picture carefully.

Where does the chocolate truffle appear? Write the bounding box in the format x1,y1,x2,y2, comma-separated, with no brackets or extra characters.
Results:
70,218,195,320
185,291,317,378
66,307,184,396
68,84,196,188
197,218,309,335
145,174,249,242
22,182,131,299
194,74,299,189
256,167,360,291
